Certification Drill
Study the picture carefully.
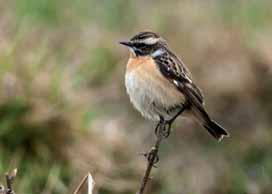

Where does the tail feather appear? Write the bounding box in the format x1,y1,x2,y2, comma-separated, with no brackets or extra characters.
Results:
203,120,229,141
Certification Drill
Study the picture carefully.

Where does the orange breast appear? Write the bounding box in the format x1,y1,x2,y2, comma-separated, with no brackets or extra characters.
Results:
126,55,152,72
126,55,185,106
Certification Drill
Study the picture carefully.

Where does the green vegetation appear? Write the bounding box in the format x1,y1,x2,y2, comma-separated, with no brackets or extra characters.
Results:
0,0,271,194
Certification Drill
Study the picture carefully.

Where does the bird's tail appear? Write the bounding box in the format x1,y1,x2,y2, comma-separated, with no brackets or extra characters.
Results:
203,120,229,141
190,106,229,141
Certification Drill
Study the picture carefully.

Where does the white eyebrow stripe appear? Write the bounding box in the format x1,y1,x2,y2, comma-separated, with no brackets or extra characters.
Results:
136,37,160,45
145,37,159,44
151,49,165,58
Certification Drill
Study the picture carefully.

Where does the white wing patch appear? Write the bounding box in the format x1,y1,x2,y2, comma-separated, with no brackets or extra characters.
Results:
173,80,179,86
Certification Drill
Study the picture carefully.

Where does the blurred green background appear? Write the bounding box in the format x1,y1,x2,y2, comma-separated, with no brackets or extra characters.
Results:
0,0,272,194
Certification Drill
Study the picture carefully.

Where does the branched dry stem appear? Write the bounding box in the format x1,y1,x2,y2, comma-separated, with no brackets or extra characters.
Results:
137,123,170,194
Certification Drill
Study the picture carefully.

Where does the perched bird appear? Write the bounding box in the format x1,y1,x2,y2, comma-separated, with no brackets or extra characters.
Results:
120,32,229,141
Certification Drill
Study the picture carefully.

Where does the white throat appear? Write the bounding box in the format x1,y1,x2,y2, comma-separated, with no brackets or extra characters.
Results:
129,47,137,57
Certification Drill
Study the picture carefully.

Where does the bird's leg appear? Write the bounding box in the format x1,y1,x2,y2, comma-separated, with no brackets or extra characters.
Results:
143,105,187,166
154,117,163,137
140,118,163,166
169,104,187,123
161,121,172,138
162,104,188,138
155,116,171,139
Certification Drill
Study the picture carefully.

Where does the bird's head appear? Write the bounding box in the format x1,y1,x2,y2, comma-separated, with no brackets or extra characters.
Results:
120,31,167,57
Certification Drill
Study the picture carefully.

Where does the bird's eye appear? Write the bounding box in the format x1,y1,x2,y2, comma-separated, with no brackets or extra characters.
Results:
133,42,147,48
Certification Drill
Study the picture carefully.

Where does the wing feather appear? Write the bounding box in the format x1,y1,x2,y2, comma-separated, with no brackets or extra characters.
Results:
153,50,204,105
152,49,229,140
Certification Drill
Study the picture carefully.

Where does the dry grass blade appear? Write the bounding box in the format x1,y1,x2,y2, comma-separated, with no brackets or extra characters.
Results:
73,173,95,194
87,173,95,194
4,168,17,194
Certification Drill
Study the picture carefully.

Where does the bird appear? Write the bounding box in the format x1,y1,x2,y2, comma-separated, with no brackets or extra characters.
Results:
120,31,229,141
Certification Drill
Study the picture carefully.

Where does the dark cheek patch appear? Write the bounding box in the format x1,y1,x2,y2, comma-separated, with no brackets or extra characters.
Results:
134,46,150,56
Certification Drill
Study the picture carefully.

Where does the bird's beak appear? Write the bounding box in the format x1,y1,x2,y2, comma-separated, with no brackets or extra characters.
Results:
119,41,133,47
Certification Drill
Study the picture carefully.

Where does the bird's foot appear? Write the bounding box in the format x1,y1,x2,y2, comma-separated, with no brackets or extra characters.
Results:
143,147,159,167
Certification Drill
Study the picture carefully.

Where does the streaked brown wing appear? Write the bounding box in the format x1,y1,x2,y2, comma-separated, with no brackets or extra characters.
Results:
153,50,204,105
153,49,229,140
